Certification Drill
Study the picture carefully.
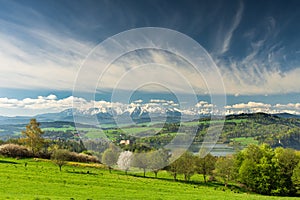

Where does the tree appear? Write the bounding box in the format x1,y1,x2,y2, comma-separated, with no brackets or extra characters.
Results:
148,149,169,178
195,153,216,183
292,161,300,191
132,152,149,177
167,150,196,181
273,147,299,195
238,144,276,194
51,149,70,171
102,145,120,173
117,151,133,175
215,155,234,187
167,156,181,181
236,144,300,196
21,119,44,155
238,157,259,189
256,144,277,195
178,151,195,181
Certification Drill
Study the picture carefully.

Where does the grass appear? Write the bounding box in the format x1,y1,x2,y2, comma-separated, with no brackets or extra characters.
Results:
231,137,259,146
42,126,76,132
0,157,298,200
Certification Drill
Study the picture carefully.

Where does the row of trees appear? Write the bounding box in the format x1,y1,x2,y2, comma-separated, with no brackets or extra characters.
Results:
101,144,218,182
102,144,169,177
101,143,300,196
2,119,300,196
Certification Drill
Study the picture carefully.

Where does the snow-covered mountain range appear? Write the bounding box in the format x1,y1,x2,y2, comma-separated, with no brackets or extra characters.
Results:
0,105,188,125
1,99,300,126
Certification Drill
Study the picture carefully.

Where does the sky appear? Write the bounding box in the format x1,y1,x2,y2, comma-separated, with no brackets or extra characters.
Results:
0,0,300,116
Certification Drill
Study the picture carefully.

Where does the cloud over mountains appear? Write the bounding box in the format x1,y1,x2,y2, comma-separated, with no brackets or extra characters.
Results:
1,95,300,117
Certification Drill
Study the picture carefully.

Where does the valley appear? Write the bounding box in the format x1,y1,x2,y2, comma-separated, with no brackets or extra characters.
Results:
1,111,300,155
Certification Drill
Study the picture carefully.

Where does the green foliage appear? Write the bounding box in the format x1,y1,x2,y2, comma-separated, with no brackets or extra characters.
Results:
292,162,300,191
178,151,196,181
236,144,300,196
215,155,235,187
273,148,300,195
167,155,182,181
195,152,217,183
167,151,196,181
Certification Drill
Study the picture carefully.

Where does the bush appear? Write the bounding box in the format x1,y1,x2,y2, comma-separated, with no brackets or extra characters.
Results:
34,151,51,159
68,152,99,163
0,144,33,158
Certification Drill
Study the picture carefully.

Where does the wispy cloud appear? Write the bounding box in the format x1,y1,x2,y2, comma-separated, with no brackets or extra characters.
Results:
0,2,93,91
0,0,299,98
214,12,300,95
219,1,244,54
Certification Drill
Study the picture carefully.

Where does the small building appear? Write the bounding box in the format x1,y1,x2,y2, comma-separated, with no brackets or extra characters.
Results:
119,140,130,145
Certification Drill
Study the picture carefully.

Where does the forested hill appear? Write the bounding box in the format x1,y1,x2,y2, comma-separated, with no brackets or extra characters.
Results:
1,112,300,151
219,112,300,150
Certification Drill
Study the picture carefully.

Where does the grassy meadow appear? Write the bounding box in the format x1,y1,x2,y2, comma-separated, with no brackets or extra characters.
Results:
0,157,298,200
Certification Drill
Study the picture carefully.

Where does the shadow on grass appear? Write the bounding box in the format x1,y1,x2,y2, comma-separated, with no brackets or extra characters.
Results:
66,170,98,175
0,160,19,164
123,173,248,194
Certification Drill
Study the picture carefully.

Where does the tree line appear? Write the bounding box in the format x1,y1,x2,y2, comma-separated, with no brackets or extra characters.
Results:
102,143,300,196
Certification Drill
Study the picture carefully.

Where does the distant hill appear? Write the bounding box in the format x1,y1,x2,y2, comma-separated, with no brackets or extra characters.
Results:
222,112,300,150
1,111,300,150
272,112,300,119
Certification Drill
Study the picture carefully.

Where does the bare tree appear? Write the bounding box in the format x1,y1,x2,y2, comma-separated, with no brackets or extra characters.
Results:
148,149,169,178
102,144,120,173
51,149,70,171
132,152,149,177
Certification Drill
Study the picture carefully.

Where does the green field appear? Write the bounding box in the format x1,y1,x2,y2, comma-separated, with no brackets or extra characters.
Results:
182,119,248,127
230,137,259,146
0,157,298,200
42,126,76,132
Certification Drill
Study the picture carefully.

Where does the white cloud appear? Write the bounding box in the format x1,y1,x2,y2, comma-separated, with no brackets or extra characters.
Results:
1,95,300,117
0,5,298,97
219,60,300,95
219,1,244,54
45,94,57,100
224,101,300,115
195,101,215,109
0,4,94,91
229,102,271,109
224,102,272,114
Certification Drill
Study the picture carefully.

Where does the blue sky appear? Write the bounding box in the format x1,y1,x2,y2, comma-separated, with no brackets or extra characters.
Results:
0,0,300,116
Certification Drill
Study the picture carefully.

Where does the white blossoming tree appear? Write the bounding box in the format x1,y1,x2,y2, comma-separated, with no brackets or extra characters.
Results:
117,151,133,175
